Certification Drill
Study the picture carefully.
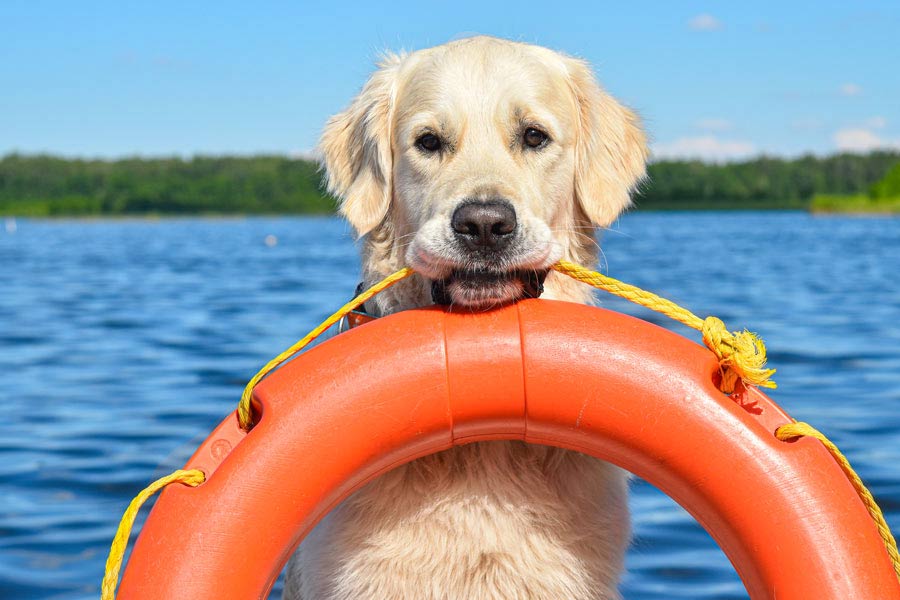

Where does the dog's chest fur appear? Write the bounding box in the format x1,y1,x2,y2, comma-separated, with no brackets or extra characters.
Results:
284,441,628,600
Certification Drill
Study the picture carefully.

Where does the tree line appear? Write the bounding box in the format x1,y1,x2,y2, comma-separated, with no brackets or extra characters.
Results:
638,151,900,209
0,154,333,216
1,151,898,216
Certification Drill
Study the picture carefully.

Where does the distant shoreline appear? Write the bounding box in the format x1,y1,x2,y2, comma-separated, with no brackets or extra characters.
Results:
0,212,337,220
5,209,898,223
2,151,899,217
809,194,900,214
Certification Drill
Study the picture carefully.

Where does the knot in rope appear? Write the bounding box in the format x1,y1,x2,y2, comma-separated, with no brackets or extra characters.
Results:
550,260,776,394
701,316,776,393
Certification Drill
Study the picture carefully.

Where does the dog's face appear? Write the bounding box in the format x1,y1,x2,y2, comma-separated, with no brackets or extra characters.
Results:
321,37,647,308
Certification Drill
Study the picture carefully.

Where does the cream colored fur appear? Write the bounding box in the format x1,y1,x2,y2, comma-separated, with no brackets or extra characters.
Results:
284,36,647,600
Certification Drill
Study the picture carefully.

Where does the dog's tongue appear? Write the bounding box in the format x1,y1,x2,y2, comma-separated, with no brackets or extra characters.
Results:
430,270,548,305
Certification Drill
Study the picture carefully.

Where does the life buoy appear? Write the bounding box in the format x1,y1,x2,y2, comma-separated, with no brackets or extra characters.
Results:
117,300,900,599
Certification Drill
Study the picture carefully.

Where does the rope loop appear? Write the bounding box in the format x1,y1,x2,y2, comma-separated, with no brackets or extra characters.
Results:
776,422,900,580
102,469,206,600
700,316,777,393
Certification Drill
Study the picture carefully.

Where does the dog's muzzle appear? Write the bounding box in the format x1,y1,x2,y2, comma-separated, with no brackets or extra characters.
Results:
431,269,548,305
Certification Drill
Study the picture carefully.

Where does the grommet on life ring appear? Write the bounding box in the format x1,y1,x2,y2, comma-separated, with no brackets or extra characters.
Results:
116,299,900,599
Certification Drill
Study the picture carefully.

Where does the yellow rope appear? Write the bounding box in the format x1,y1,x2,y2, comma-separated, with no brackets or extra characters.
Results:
776,422,900,580
551,260,776,393
104,261,900,593
237,267,415,429
101,469,205,600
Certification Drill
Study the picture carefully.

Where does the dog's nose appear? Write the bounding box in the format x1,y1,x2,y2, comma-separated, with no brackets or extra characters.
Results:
451,200,517,250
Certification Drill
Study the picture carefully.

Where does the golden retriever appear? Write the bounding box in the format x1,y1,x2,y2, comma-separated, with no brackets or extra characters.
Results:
284,36,648,600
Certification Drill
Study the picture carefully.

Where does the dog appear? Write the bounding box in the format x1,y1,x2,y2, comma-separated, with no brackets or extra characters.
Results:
284,36,647,600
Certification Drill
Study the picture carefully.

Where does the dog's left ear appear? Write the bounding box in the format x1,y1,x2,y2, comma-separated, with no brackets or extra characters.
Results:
565,58,648,227
319,54,402,235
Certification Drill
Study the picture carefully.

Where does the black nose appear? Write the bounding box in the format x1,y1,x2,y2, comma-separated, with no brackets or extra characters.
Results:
451,200,517,250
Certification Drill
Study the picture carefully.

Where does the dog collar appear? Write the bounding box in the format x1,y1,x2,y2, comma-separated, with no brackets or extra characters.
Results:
338,282,379,332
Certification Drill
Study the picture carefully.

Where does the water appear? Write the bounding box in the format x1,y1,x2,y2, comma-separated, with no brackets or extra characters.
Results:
1,213,898,599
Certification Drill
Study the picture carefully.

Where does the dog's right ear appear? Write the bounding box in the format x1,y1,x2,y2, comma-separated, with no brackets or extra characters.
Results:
319,54,402,236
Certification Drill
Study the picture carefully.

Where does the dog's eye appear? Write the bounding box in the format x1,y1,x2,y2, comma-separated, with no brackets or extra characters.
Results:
523,127,549,149
416,133,443,153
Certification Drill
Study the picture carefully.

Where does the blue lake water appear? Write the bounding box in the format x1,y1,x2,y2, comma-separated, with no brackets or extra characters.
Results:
1,212,899,599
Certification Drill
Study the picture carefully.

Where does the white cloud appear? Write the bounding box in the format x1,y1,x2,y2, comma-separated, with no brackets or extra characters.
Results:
688,14,723,31
839,83,862,96
864,116,887,129
695,118,732,132
834,128,900,152
652,136,757,162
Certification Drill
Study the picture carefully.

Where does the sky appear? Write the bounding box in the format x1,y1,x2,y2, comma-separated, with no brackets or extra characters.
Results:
2,1,899,161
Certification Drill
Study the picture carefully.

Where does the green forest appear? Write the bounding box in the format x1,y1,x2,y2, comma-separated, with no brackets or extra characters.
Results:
1,151,899,216
0,155,333,216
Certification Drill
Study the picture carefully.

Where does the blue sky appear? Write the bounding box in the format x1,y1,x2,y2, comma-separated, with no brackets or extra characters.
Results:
2,1,898,161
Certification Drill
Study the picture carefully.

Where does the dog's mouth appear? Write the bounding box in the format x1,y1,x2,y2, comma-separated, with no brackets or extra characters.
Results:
431,269,548,308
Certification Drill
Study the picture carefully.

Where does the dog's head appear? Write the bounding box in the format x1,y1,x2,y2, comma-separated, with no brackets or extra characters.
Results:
321,36,647,309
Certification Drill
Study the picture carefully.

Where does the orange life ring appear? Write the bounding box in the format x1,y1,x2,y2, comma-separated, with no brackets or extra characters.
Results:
117,300,900,599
